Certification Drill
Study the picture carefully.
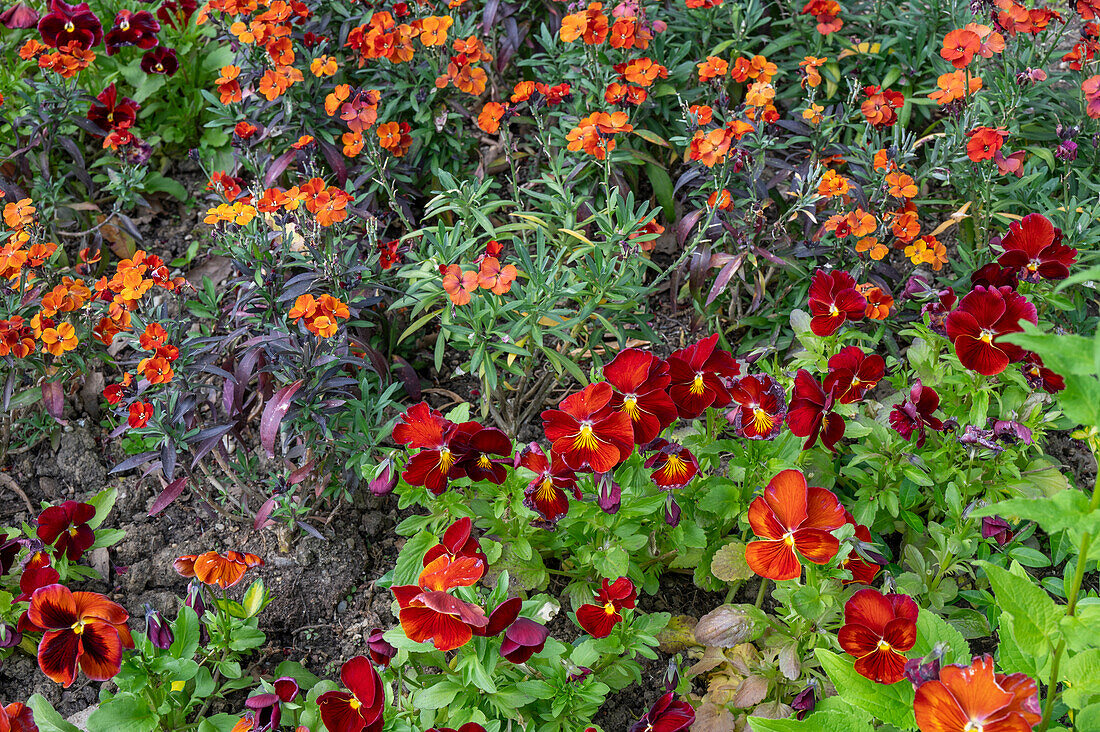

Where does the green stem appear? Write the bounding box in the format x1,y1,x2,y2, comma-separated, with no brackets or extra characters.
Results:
1037,437,1100,732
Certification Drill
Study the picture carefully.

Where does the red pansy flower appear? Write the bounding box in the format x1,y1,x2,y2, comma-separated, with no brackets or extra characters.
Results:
823,346,885,404
726,373,787,440
36,500,95,561
471,597,522,638
317,656,384,732
945,286,1037,375
365,628,396,667
27,584,133,687
787,370,846,452
392,402,470,495
15,558,60,603
808,269,866,337
745,469,845,581
643,440,699,489
603,349,677,444
970,263,1019,290
1,3,39,29
914,655,1040,732
666,334,741,419
0,701,36,732
838,589,918,684
38,0,102,49
140,46,178,75
542,382,635,473
627,691,695,732
450,424,512,484
500,617,550,663
889,380,944,448
104,9,159,55
996,212,1077,281
576,577,636,638
391,555,488,651
173,551,263,589
1021,353,1064,394
87,83,140,135
517,443,580,525
423,517,487,567
427,726,487,732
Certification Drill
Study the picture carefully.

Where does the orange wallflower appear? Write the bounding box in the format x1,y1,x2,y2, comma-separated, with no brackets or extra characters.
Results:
39,322,78,357
886,171,917,199
309,55,338,76
442,265,479,305
857,284,893,319
477,257,518,294
697,56,728,82
477,102,506,133
566,111,633,160
419,16,453,45
802,102,824,124
799,56,826,87
216,65,243,104
745,81,775,106
377,121,413,157
817,169,851,197
966,126,1008,161
904,236,947,270
855,236,888,260
941,28,981,68
560,2,609,43
619,58,667,86
929,70,982,104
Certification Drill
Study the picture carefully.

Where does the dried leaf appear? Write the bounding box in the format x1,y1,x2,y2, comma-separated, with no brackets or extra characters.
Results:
711,540,754,581
695,605,768,648
656,614,698,652
731,675,769,709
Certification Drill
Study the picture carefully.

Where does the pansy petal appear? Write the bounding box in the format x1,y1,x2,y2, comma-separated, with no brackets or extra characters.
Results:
28,584,77,630
745,539,802,581
76,621,123,680
838,622,883,657
854,647,908,684
37,629,80,687
792,528,840,564
763,469,809,531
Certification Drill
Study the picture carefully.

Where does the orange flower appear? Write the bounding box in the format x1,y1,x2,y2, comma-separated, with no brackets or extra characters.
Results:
860,86,904,127
802,102,824,124
619,58,667,86
697,56,728,82
744,81,775,107
748,54,778,82
966,126,1008,161
377,121,413,156
966,22,1006,56
560,2,608,43
478,102,507,133
929,70,982,104
609,17,650,49
886,171,917,199
904,236,947,270
442,264,479,305
855,236,888,260
799,56,826,87
817,169,850,197
325,84,351,116
941,28,981,68
566,111,633,159
419,15,453,45
3,198,36,230
216,65,243,104
174,551,263,589
890,209,921,243
309,55,338,76
708,189,732,210
689,104,713,125
40,322,78,357
873,149,894,172
477,257,519,294
857,284,893,319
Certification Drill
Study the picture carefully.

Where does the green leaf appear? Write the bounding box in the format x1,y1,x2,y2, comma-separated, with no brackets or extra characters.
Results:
197,714,241,732
242,578,270,618
393,530,437,586
973,492,1100,535
749,710,875,732
912,609,970,664
170,606,200,660
27,695,81,732
981,562,1062,647
815,649,916,729
89,529,127,550
88,693,158,732
412,680,463,710
86,487,117,529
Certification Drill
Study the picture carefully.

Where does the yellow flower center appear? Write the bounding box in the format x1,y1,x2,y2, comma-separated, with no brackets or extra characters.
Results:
689,374,706,396
850,377,862,388
663,454,687,478
783,532,795,546
438,447,454,472
70,619,85,635
829,304,840,316
752,408,774,433
979,330,994,344
622,394,640,420
877,639,892,652
963,723,983,732
477,454,492,468
120,19,130,30
575,422,600,451
603,602,616,615
349,698,362,710
69,527,79,537
64,21,75,32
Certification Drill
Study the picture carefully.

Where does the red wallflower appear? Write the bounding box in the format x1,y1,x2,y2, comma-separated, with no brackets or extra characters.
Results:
726,373,786,439
36,500,95,561
317,656,384,732
38,0,102,49
392,402,475,494
627,692,695,732
914,655,1040,732
808,269,866,336
944,285,1037,375
27,584,134,687
391,555,487,651
745,469,845,580
423,517,487,567
787,370,845,452
603,349,677,444
823,346,885,404
997,212,1077,281
666,334,741,419
518,443,580,525
104,9,159,55
500,617,550,663
0,701,36,732
889,380,944,447
576,577,636,638
838,589,918,684
128,401,153,428
87,83,140,135
542,382,634,473
173,551,263,588
643,440,699,489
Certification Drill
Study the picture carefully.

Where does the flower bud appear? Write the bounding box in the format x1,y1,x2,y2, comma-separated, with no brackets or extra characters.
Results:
0,623,22,648
368,458,398,496
366,628,397,667
144,605,174,650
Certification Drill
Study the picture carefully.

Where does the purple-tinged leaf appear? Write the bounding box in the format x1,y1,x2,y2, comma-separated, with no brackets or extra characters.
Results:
149,477,187,516
297,520,325,540
254,498,277,530
41,381,65,421
676,209,704,248
287,459,317,486
263,149,297,188
261,380,304,458
318,140,347,186
110,451,159,474
393,356,421,400
706,253,747,306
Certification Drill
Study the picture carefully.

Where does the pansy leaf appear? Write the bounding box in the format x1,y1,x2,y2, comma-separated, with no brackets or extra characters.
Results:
815,649,916,729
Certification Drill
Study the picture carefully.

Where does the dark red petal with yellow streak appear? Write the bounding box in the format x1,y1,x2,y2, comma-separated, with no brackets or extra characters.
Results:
576,603,620,639
72,591,129,625
524,478,570,523
392,401,450,449
37,629,81,687
339,655,382,710
838,621,882,657
76,620,124,680
853,646,908,684
28,584,77,629
317,691,370,732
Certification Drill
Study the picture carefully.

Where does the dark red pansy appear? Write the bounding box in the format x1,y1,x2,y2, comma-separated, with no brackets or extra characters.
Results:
1020,352,1065,394
391,555,487,651
16,560,60,603
643,440,699,489
839,588,918,685
745,469,846,581
317,656,384,732
28,584,134,687
140,46,178,76
0,3,39,29
823,346,885,405
36,500,96,561
808,269,866,337
970,262,1019,290
576,577,636,638
157,0,197,29
921,287,957,337
500,617,550,663
542,382,635,473
0,532,19,576
944,285,1037,376
423,517,488,567
451,424,512,485
517,443,580,525
104,9,159,55
38,0,102,49
787,369,845,452
365,628,396,667
472,597,522,637
889,380,944,448
87,84,140,136
627,691,695,732
603,348,677,445
392,402,469,495
666,334,741,419
726,373,786,440
997,212,1077,281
